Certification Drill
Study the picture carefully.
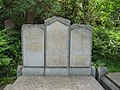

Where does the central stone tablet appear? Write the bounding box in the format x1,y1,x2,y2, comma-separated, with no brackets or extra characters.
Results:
45,17,70,67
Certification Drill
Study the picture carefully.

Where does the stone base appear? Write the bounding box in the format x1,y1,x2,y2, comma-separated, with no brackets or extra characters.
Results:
17,66,95,76
70,67,91,76
46,68,68,76
4,76,104,90
22,67,44,76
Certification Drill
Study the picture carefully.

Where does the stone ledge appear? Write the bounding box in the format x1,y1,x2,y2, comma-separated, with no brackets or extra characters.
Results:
100,76,120,90
18,66,95,76
4,76,104,90
4,84,13,90
22,67,44,76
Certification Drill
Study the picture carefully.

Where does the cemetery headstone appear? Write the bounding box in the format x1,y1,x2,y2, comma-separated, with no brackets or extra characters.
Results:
22,24,45,75
19,16,92,76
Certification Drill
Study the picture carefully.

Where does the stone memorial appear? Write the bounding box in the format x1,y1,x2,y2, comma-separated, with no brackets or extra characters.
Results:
22,24,45,75
70,25,92,75
70,25,92,67
19,16,92,76
5,16,107,90
45,17,70,76
45,17,70,67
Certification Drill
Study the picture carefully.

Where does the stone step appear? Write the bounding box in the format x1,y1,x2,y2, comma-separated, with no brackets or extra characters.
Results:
100,73,120,90
107,73,120,87
4,76,104,90
4,84,13,90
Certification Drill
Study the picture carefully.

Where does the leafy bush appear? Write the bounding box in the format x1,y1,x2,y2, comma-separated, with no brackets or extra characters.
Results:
92,26,120,72
0,28,22,79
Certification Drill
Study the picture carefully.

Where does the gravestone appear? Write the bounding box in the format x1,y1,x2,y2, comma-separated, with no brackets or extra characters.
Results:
70,25,92,67
19,16,92,76
70,25,92,75
22,24,45,75
45,17,70,76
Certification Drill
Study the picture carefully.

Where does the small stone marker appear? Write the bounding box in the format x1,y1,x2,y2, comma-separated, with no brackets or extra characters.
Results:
4,19,15,29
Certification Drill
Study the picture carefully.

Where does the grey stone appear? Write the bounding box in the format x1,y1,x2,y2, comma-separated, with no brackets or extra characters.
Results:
45,68,68,76
46,19,70,67
17,65,23,77
100,76,120,90
22,24,44,66
4,19,15,29
70,24,92,67
4,84,12,90
70,24,92,31
97,67,108,82
19,16,94,76
70,67,91,76
91,66,96,78
4,76,104,90
107,73,120,86
45,16,70,26
22,67,44,76
71,76,104,90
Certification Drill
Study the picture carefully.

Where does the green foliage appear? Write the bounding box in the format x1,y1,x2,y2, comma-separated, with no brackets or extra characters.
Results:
92,26,120,72
0,77,16,85
0,29,21,79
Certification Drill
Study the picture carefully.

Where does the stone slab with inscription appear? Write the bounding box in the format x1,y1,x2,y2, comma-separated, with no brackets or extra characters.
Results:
22,24,44,66
18,16,93,76
45,17,70,67
70,25,92,67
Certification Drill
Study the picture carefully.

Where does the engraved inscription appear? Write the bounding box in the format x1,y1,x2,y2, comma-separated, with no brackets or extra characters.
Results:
70,28,91,67
71,56,90,67
46,21,69,67
23,25,44,66
25,44,42,51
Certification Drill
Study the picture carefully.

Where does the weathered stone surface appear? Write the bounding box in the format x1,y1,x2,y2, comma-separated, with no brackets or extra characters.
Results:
17,65,23,77
22,24,44,66
46,19,70,67
22,67,44,76
97,67,108,81
100,76,120,90
70,67,91,76
4,84,12,90
46,68,68,76
45,16,70,26
18,16,93,76
107,73,120,86
4,76,104,90
70,25,92,67
91,66,96,78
